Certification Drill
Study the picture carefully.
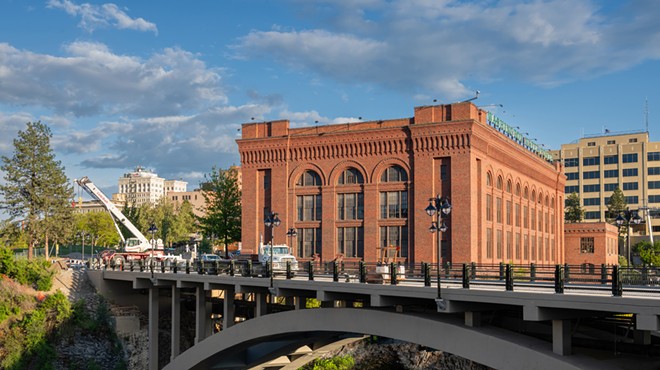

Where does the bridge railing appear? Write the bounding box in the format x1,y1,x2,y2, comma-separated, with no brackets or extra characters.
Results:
91,258,660,296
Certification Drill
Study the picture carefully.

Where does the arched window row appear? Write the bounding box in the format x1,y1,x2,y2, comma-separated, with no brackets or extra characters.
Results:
296,165,410,187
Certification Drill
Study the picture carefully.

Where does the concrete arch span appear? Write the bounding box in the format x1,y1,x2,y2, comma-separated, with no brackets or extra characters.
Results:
164,308,607,370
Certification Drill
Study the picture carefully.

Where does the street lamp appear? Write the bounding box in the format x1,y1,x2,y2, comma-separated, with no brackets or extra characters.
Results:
148,223,158,275
425,195,451,310
615,209,642,266
264,212,281,290
286,228,297,253
79,232,86,265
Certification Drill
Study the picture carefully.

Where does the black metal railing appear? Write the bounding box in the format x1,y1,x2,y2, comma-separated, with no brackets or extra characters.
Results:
90,259,660,297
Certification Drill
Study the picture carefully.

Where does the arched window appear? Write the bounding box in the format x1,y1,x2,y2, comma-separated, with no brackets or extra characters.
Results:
486,172,492,186
296,170,321,187
524,187,529,199
496,176,503,190
531,190,536,202
381,165,408,182
515,183,521,196
338,168,364,185
551,197,555,209
506,180,512,193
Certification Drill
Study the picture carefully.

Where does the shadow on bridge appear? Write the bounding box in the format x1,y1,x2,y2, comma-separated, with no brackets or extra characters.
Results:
164,307,619,370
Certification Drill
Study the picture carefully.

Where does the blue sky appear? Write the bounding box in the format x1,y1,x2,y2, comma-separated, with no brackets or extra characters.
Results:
1,0,659,198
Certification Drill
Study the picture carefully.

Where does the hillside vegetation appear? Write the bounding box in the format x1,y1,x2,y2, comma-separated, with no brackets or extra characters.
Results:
0,246,125,369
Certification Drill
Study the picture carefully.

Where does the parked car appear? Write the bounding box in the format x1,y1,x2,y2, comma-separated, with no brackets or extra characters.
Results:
199,254,222,262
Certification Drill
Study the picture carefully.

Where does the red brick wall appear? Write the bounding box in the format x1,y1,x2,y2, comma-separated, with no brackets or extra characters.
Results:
237,102,565,265
564,222,619,266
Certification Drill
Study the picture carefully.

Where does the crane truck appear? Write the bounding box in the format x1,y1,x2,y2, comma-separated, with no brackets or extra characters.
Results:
74,176,181,267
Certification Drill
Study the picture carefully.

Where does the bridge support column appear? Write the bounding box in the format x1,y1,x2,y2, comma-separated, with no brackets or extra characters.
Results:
295,297,306,310
223,287,235,329
552,319,571,356
465,311,482,327
171,286,180,361
255,292,268,317
634,329,651,345
148,287,159,370
195,286,209,344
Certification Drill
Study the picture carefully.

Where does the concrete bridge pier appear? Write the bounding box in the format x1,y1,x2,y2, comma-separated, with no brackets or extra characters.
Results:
149,286,159,370
223,287,235,329
195,286,210,344
170,285,180,362
552,319,572,356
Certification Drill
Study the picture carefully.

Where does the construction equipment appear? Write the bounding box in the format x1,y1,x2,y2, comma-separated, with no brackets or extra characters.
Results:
367,245,406,283
74,176,179,266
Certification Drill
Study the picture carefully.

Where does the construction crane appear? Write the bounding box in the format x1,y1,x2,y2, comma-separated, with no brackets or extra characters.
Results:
74,176,153,252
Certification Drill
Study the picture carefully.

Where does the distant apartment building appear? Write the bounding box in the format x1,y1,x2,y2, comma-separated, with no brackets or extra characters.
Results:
116,166,188,207
551,132,660,240
167,189,206,217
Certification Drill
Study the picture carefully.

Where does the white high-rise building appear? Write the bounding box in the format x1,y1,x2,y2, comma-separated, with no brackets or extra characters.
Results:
117,166,188,207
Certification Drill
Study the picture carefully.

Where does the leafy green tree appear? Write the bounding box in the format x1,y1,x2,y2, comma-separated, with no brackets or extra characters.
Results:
564,192,584,223
634,240,660,266
198,166,242,257
74,212,121,250
0,122,74,259
606,186,627,221
168,200,196,247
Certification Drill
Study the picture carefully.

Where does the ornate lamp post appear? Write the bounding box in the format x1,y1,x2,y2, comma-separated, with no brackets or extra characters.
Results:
264,212,281,290
286,228,297,253
615,209,642,266
425,195,451,310
148,223,158,275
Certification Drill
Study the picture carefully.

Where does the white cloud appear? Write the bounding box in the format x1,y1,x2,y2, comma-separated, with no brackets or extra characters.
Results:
0,42,226,117
234,0,660,99
73,103,270,180
47,0,158,34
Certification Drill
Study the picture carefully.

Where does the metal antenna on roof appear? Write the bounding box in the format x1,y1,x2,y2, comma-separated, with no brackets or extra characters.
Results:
645,97,649,133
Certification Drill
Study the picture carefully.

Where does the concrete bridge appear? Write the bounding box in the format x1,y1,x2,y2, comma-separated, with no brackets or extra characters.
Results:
87,264,660,370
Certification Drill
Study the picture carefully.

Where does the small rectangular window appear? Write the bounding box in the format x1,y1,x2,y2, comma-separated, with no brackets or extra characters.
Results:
583,171,600,179
604,155,618,164
580,237,594,253
622,153,638,163
566,172,579,180
629,138,638,143
607,140,616,145
604,183,618,192
604,169,618,178
622,182,638,191
583,157,600,166
583,198,600,206
587,142,596,147
623,168,638,177
583,184,600,193
564,158,579,167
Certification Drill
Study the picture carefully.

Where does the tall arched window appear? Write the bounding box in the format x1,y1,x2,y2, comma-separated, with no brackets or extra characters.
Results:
496,176,503,190
338,168,364,184
296,170,321,187
381,165,408,182
486,172,493,187
295,170,322,258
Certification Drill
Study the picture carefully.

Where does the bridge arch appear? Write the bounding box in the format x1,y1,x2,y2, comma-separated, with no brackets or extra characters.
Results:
165,308,594,370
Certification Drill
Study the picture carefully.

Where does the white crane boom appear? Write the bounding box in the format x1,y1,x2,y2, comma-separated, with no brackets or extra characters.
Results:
74,176,152,252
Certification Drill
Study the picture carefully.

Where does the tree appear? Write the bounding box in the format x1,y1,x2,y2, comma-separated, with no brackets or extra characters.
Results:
0,122,74,259
198,166,242,257
564,192,584,223
169,200,196,247
634,240,660,266
606,186,627,221
74,212,121,250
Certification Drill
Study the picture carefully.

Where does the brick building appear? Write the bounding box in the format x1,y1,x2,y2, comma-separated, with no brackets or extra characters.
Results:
550,132,660,241
236,102,566,265
564,222,619,268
